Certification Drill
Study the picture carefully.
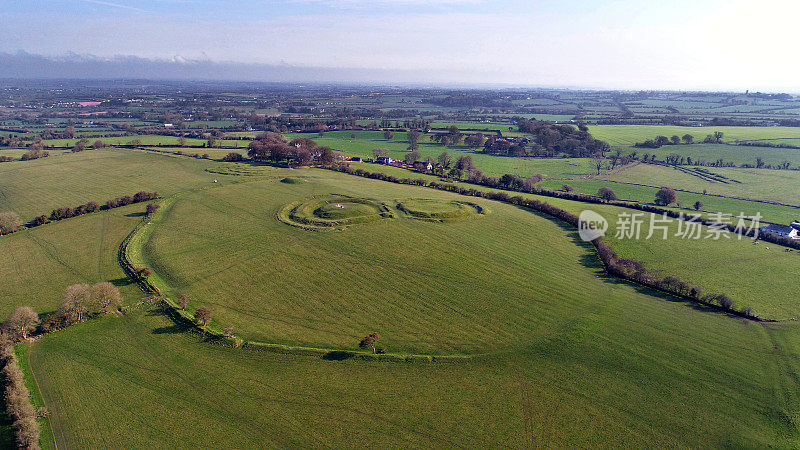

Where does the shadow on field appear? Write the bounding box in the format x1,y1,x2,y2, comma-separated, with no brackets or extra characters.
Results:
512,204,729,317
152,324,187,334
513,205,604,271
124,212,146,217
322,351,354,361
109,277,134,287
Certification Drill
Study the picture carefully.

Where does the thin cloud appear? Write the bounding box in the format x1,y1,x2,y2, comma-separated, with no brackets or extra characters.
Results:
79,0,149,12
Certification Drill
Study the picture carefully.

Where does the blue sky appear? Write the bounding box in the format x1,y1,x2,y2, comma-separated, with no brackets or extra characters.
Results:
3,0,799,90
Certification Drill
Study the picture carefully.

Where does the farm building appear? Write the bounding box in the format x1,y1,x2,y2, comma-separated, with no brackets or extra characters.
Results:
760,221,800,239
376,156,393,164
412,161,433,171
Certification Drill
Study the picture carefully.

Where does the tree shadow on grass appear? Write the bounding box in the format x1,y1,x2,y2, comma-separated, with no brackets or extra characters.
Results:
109,277,134,287
124,212,146,217
511,204,732,317
322,351,354,361
151,324,187,334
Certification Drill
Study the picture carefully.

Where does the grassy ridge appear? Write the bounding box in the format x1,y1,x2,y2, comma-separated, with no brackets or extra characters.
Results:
144,169,612,354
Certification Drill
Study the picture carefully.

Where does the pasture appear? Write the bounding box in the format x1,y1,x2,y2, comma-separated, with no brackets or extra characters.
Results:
601,163,800,206
292,130,598,178
142,169,619,354
25,243,800,447
619,143,800,167
537,178,800,224
589,125,800,146
0,149,237,220
0,204,146,317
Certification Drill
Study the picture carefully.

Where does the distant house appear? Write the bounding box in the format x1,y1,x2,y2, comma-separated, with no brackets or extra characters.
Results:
412,161,432,171
349,157,362,162
760,221,800,239
376,156,393,164
163,123,174,128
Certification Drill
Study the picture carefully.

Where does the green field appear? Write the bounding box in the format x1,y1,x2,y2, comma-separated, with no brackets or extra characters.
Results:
589,125,800,146
539,197,800,319
292,130,598,178
538,177,800,224
25,235,800,447
620,143,800,167
142,169,615,354
0,149,238,220
0,205,145,317
39,135,251,148
601,163,800,206
9,145,800,447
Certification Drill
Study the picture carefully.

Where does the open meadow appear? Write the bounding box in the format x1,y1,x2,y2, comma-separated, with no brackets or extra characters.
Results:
600,163,800,206
0,149,237,221
589,125,800,146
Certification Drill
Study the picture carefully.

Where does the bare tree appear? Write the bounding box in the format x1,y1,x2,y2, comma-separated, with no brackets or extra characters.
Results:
59,284,91,323
90,282,123,314
178,294,189,310
0,212,21,235
4,307,40,340
359,332,380,354
194,307,212,326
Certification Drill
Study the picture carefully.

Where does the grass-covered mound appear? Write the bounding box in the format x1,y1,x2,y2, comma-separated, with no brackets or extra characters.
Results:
396,198,486,222
278,194,394,231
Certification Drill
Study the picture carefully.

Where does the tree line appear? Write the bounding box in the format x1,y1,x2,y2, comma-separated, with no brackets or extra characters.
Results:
16,191,159,230
634,132,723,149
485,119,610,158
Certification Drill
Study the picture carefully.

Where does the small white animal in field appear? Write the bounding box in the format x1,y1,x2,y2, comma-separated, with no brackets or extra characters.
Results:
213,179,218,183
766,247,770,250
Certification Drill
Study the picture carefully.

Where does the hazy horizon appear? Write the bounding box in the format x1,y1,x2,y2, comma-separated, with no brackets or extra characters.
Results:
3,0,800,91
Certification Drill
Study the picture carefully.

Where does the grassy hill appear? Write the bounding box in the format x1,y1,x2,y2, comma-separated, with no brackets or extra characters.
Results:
0,149,238,220
26,259,800,447
6,149,800,447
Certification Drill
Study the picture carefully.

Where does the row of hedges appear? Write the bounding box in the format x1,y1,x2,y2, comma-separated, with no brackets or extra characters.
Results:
328,164,763,320
0,341,40,449
351,163,800,250
26,191,158,228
